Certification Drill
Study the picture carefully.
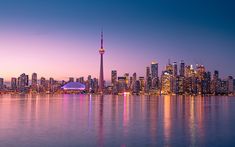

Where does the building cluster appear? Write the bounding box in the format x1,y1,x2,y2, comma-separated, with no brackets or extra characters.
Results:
0,73,100,94
0,73,61,94
0,60,234,95
109,60,235,96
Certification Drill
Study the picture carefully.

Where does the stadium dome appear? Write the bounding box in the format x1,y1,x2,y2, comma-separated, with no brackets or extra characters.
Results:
61,82,85,90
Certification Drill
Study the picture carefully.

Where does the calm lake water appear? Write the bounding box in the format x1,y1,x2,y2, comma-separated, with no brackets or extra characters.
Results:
0,94,234,147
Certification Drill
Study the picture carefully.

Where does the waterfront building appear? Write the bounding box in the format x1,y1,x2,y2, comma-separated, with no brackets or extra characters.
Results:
61,82,85,92
93,78,99,93
166,62,173,75
145,67,151,92
161,71,172,95
196,64,206,79
211,70,220,95
131,73,137,91
118,77,127,93
227,76,234,94
124,73,129,88
196,64,206,94
18,73,29,92
76,77,84,84
69,77,74,82
220,80,228,95
85,75,92,92
139,77,145,93
172,76,179,94
49,77,54,85
178,76,185,94
129,76,133,90
39,77,47,92
151,61,158,79
49,77,55,92
111,70,117,87
133,80,141,94
184,77,192,94
151,61,158,90
32,73,37,86
0,78,4,90
173,62,177,77
185,65,191,78
233,79,235,92
179,60,185,77
192,76,198,95
31,73,37,92
202,72,211,94
11,77,17,91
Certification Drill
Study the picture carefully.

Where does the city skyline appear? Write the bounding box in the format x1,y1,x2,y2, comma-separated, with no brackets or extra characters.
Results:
0,59,233,83
0,0,235,81
0,58,233,96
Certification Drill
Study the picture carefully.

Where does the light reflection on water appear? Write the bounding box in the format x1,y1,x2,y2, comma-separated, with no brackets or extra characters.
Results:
0,94,234,147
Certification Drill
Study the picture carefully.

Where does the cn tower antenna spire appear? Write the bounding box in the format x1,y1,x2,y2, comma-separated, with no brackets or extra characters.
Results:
101,29,103,49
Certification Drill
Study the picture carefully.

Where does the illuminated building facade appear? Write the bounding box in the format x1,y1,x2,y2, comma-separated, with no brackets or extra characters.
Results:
173,62,177,77
11,78,17,91
31,73,37,92
0,78,4,90
18,73,29,92
227,76,234,94
118,77,127,93
161,71,172,95
180,60,185,77
111,70,117,87
139,77,145,93
151,62,159,90
132,72,137,91
145,66,151,92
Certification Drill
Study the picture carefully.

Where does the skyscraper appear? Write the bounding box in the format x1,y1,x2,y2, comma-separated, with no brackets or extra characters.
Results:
161,71,172,95
211,70,219,95
146,66,151,92
99,31,105,93
31,73,37,92
139,77,145,92
11,77,17,90
124,73,129,86
151,61,158,90
18,73,28,92
180,60,185,77
118,77,127,93
0,78,4,90
49,77,55,92
69,77,74,82
173,62,177,77
227,76,233,94
111,70,117,86
132,72,137,90
32,73,37,86
151,61,158,79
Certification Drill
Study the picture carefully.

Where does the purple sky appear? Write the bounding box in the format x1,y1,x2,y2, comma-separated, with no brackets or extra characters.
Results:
0,0,234,81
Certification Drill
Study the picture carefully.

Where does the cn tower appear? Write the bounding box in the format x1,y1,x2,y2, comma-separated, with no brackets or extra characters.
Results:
99,31,105,93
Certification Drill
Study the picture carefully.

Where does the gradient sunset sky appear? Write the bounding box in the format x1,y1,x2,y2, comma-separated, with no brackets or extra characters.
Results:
0,0,234,81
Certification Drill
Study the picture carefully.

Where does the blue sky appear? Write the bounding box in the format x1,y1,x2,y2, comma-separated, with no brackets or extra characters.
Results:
0,0,234,80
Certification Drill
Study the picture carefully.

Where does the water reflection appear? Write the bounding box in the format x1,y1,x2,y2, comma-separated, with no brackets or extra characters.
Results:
98,95,104,146
123,94,129,137
0,94,234,147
